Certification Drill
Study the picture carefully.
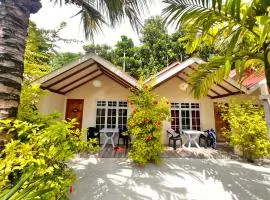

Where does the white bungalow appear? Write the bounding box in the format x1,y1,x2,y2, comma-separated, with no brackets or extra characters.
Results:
35,54,265,144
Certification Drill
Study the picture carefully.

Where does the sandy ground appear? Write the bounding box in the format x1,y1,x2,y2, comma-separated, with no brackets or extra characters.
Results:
69,157,270,200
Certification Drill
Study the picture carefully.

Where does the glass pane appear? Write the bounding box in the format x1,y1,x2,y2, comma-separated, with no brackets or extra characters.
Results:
96,109,101,116
119,109,123,115
107,117,111,124
186,118,190,125
171,103,179,108
181,110,186,117
101,117,105,124
101,109,105,115
119,101,128,107
192,110,195,118
181,103,189,108
112,117,116,124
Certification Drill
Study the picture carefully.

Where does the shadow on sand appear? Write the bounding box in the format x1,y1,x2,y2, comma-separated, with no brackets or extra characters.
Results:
69,157,270,200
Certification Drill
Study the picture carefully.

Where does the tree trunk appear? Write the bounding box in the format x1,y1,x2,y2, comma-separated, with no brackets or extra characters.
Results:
0,0,41,119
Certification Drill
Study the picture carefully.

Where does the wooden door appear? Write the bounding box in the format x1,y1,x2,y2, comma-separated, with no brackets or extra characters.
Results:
214,103,228,142
65,99,84,130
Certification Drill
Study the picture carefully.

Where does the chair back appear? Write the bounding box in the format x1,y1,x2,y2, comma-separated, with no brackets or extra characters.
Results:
167,128,180,138
119,126,128,136
87,127,99,138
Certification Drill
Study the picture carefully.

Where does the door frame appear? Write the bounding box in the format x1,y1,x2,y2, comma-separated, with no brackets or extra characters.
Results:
65,99,84,130
213,102,227,142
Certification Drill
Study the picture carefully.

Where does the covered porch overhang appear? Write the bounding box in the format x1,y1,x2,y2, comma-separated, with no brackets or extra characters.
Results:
144,57,249,99
34,54,138,94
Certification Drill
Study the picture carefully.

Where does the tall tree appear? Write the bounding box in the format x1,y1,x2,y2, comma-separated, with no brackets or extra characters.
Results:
83,44,113,61
163,0,270,96
0,0,150,119
51,52,82,69
163,0,270,138
24,21,53,80
137,16,185,78
112,35,141,77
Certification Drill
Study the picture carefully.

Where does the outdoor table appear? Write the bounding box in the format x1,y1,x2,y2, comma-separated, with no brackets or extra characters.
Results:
182,130,205,148
99,128,119,149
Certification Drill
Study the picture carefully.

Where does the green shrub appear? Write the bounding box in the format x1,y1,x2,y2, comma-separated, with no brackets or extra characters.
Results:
128,84,170,166
220,98,270,161
0,118,98,199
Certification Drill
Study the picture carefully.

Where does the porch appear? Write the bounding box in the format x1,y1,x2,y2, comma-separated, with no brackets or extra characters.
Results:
81,143,233,159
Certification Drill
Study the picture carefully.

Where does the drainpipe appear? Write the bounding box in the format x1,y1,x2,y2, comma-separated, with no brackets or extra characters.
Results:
259,82,270,140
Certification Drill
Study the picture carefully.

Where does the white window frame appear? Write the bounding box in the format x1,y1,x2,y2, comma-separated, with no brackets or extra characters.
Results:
170,102,201,131
95,100,128,129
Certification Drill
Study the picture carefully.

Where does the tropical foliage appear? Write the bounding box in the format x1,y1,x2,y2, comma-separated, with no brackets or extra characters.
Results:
111,35,141,77
0,0,150,119
52,0,150,39
163,0,270,97
0,170,53,200
219,99,270,161
128,83,170,166
0,20,98,199
0,118,97,199
51,52,82,69
83,44,113,61
136,16,186,78
82,16,187,79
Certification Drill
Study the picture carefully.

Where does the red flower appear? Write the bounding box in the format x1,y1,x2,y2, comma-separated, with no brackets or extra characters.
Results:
156,121,161,126
69,185,73,193
146,134,153,141
114,146,125,153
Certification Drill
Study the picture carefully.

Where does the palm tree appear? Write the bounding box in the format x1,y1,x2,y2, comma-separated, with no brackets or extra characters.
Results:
162,0,270,137
163,0,270,95
0,0,149,119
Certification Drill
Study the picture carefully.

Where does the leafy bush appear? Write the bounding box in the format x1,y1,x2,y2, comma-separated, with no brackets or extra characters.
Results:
220,98,270,161
128,84,170,166
0,118,97,199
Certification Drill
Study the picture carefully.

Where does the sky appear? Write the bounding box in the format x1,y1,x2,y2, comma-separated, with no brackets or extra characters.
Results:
30,0,164,53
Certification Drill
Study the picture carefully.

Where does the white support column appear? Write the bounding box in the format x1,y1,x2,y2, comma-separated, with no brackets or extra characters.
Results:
259,82,270,140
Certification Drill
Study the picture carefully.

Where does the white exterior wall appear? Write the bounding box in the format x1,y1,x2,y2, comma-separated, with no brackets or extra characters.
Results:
153,77,215,144
38,74,261,145
65,75,132,142
38,91,66,117
65,75,132,129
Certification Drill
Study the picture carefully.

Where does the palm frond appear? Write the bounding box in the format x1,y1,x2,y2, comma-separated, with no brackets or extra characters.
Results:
162,0,223,29
188,56,232,98
189,55,265,98
51,0,151,40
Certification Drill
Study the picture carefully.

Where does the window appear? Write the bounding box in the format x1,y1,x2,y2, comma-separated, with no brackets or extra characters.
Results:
96,101,128,129
170,102,200,131
171,110,180,131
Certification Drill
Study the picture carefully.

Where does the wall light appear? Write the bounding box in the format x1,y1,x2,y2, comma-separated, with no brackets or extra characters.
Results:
93,80,102,88
179,82,189,91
